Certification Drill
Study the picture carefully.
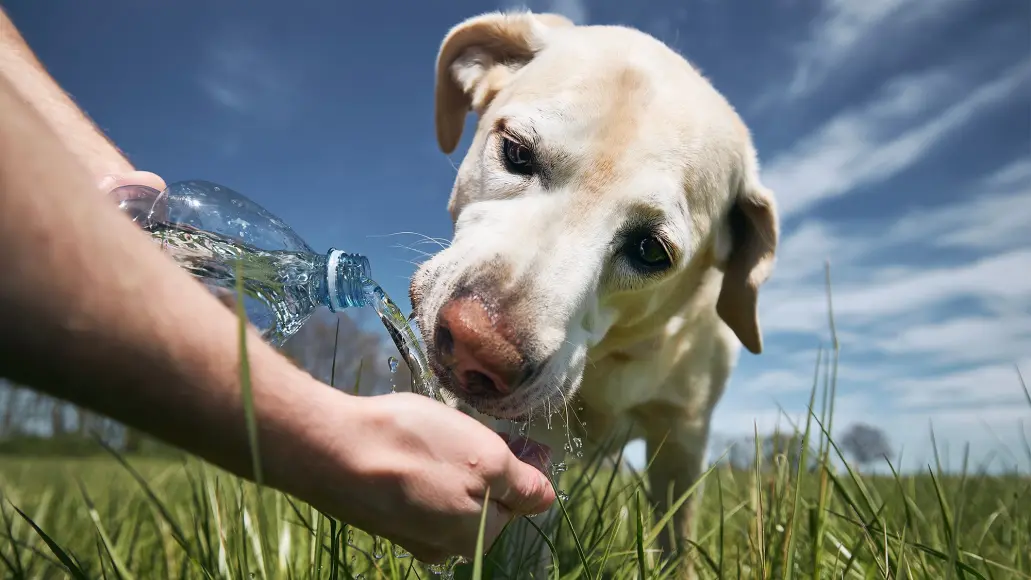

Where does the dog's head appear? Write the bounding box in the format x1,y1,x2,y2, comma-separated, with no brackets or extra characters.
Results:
410,11,779,420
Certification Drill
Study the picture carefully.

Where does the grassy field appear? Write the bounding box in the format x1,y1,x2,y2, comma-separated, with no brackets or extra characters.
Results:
1,280,1029,579
1,403,1028,580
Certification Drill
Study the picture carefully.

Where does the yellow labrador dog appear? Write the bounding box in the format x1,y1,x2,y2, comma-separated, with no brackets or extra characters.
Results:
409,10,779,577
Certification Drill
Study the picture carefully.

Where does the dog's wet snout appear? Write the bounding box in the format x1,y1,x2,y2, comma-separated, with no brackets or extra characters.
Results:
434,295,525,396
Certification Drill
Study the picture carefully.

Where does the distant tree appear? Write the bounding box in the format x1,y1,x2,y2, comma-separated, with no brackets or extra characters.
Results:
0,380,21,436
840,423,892,467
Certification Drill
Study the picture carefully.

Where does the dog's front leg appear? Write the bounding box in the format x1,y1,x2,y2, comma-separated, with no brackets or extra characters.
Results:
637,403,711,580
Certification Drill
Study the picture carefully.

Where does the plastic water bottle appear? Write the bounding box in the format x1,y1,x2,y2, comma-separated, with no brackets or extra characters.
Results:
111,180,372,346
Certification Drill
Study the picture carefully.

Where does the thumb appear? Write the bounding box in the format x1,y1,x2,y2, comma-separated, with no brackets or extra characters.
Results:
490,453,556,516
99,171,167,194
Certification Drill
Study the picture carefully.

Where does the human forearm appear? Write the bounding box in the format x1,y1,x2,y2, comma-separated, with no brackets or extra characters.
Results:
0,73,335,488
0,7,135,181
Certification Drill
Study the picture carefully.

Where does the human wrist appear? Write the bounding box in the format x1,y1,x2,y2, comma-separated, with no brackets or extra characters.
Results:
254,372,369,502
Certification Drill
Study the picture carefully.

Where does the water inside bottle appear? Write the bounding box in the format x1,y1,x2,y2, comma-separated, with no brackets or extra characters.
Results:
146,222,323,344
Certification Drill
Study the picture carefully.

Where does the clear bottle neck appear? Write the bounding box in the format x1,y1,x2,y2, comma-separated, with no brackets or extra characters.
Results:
324,249,372,311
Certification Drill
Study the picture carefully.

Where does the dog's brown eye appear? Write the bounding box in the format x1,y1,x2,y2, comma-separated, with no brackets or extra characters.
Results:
501,138,535,176
638,237,669,265
625,233,672,274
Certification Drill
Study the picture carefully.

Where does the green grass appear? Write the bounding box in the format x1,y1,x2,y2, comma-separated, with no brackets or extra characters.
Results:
1,267,1028,579
0,433,1028,580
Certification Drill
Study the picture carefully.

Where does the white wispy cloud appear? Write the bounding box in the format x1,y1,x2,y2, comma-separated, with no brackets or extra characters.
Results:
197,36,302,125
714,86,1030,471
764,62,1030,219
780,0,973,101
763,248,1031,336
891,357,1031,409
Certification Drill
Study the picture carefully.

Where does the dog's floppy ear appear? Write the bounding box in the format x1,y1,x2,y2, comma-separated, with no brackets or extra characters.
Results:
435,11,574,154
715,170,779,355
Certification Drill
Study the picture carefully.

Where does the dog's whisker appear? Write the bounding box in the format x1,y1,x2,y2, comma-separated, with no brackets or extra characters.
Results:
389,242,439,257
372,231,451,250
443,154,460,175
411,237,451,248
395,245,436,259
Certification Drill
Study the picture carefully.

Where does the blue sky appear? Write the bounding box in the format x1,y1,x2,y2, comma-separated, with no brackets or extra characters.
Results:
7,0,1029,473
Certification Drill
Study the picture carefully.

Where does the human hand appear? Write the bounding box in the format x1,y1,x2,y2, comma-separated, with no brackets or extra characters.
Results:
286,390,555,563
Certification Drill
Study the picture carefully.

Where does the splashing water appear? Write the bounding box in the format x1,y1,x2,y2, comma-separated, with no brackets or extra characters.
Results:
574,436,583,456
429,556,467,579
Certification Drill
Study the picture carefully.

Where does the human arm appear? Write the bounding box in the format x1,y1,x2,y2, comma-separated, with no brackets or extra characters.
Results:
0,74,553,561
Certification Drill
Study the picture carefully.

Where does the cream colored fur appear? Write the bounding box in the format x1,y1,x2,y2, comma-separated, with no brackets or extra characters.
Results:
411,10,779,578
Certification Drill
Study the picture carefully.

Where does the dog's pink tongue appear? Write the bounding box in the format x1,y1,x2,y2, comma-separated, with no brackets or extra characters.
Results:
497,432,552,476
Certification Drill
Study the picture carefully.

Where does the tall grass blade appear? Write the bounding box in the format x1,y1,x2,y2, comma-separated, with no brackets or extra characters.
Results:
471,487,491,580
12,505,89,580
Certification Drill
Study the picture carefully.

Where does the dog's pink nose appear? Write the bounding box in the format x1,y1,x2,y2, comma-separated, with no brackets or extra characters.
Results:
434,295,524,396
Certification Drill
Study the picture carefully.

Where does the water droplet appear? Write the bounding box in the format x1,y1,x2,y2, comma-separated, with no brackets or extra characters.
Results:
392,544,410,558
346,529,355,546
551,462,567,476
557,491,570,502
428,557,462,579
572,436,584,457
387,356,399,392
